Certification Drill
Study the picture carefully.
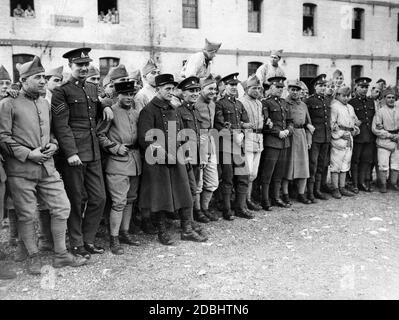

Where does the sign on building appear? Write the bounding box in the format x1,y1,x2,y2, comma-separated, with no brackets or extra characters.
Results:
52,15,83,27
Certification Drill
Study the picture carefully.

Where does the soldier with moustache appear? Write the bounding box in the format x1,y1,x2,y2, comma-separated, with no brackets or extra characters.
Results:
305,74,331,202
51,48,113,259
349,77,376,193
214,73,254,220
260,76,293,210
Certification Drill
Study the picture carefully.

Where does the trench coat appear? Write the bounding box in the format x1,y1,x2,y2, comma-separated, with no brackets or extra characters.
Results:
137,96,192,212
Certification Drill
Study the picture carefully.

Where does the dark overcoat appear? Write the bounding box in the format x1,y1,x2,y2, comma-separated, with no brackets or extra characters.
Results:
138,96,192,212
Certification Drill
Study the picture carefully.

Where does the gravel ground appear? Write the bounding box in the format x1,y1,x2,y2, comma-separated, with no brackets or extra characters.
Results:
1,190,399,300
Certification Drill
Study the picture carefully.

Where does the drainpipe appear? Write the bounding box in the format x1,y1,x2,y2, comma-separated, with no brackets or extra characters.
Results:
149,0,155,59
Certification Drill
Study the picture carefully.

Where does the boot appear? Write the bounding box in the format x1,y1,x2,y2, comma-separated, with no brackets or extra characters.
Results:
340,188,355,197
379,170,388,193
350,166,359,193
297,194,311,204
389,170,399,191
193,209,210,223
314,179,328,200
110,236,124,255
8,209,18,247
14,240,28,262
222,193,234,221
272,181,290,208
282,194,292,206
358,165,369,192
235,193,255,219
27,253,42,275
181,220,207,242
331,189,342,199
246,182,262,211
261,183,273,211
202,209,219,221
156,214,174,245
141,217,158,235
53,252,88,268
191,221,208,241
0,262,17,280
38,210,53,252
119,230,140,246
306,181,318,203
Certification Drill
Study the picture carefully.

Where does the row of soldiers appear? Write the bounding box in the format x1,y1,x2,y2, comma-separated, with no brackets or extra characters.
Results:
0,40,397,280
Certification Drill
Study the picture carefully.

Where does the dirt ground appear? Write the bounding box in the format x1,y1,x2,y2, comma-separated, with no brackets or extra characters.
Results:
1,190,399,300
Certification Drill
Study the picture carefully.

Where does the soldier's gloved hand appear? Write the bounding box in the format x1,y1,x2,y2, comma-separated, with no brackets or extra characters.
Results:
117,144,128,156
103,106,114,121
67,154,83,166
266,118,273,129
28,147,50,165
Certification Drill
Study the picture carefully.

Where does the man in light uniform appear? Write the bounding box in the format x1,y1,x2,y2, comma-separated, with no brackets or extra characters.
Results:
134,59,160,113
372,88,399,193
255,50,286,87
329,86,360,199
181,38,222,79
238,75,264,211
45,66,63,104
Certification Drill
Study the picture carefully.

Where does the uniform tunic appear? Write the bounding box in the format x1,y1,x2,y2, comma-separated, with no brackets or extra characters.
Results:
138,96,192,212
285,97,312,180
329,99,359,173
305,94,331,182
372,104,399,171
134,84,157,113
194,94,218,193
238,94,264,181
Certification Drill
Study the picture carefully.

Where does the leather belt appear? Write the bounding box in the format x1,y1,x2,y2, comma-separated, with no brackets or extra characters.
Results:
252,129,263,134
294,124,304,129
339,125,354,132
388,129,399,134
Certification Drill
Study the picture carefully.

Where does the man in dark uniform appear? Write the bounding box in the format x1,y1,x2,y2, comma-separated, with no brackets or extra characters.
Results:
260,76,293,210
51,48,111,259
349,77,375,193
214,73,253,220
305,74,331,202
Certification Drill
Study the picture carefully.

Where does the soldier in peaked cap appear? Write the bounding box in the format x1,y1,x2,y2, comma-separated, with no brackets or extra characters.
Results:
97,80,141,255
349,77,376,193
134,59,160,113
260,76,293,210
214,73,254,220
0,56,87,274
51,47,112,259
138,74,195,245
305,74,331,202
174,76,209,241
181,38,222,79
256,50,286,87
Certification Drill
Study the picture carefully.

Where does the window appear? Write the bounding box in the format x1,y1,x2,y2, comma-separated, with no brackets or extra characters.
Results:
351,65,363,87
98,0,119,24
248,62,262,77
352,8,364,39
12,54,34,82
303,3,316,36
182,0,198,28
248,0,262,33
299,64,318,91
10,0,35,18
99,57,120,79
